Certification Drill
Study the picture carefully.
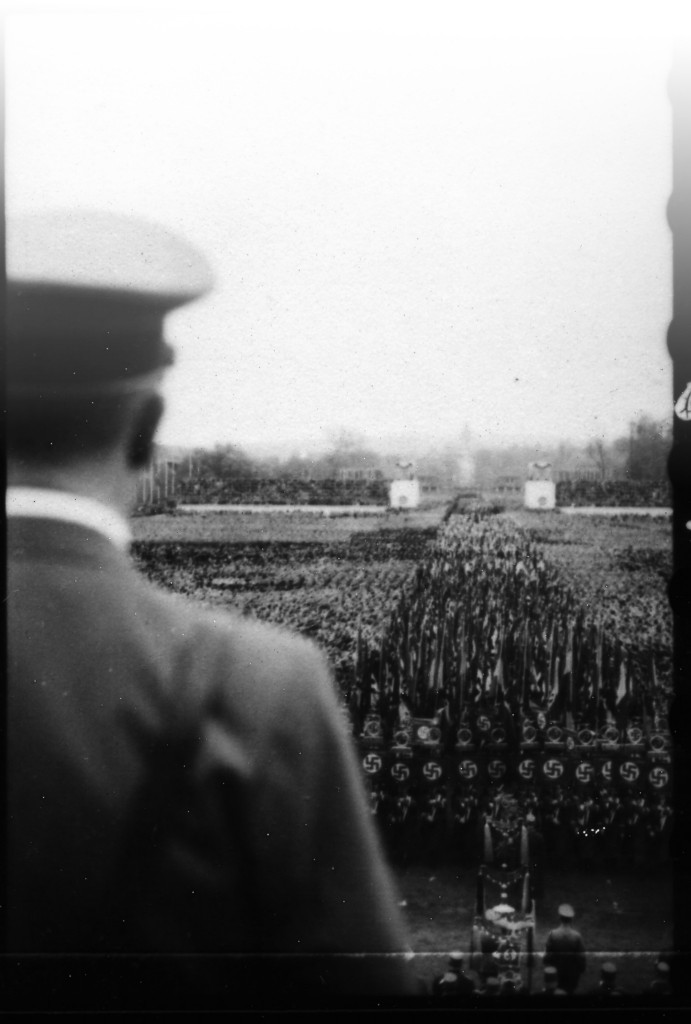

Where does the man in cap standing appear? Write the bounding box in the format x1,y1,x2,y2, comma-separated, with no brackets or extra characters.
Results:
432,951,475,996
533,964,567,999
5,211,417,1008
471,930,500,991
479,976,501,998
593,961,623,999
649,959,672,997
543,903,587,995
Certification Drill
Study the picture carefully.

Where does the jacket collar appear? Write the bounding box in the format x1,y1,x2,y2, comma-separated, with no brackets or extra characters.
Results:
6,486,132,552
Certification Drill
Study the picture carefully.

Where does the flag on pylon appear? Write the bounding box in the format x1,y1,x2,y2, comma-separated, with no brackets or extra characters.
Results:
378,630,388,690
615,653,630,733
401,601,411,689
430,616,446,691
616,656,627,704
458,620,468,718
520,621,530,713
594,618,604,716
548,655,560,711
563,624,575,715
398,699,413,727
411,614,427,708
491,643,504,704
354,619,363,687
546,619,556,679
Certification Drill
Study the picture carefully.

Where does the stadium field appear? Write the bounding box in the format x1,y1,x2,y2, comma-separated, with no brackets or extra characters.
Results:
130,503,674,996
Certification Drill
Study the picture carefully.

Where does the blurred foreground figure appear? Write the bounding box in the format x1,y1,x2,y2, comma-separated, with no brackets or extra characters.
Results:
5,212,416,1007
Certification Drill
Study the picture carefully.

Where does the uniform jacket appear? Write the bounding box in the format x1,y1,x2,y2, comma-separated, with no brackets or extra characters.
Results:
432,968,475,996
543,923,586,990
6,516,415,1004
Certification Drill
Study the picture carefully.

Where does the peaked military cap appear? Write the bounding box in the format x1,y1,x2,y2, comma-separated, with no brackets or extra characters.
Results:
7,210,213,394
558,903,575,919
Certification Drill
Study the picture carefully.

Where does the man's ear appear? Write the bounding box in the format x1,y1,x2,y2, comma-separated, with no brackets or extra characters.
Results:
126,393,165,470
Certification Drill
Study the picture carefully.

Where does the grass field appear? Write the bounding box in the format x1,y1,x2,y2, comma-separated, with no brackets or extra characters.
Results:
130,503,674,996
131,506,446,543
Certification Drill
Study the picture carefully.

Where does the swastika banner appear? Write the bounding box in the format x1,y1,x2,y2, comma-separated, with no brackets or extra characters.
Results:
387,752,414,785
539,755,567,785
597,756,616,786
361,750,384,777
647,763,671,791
414,753,445,784
618,757,644,786
485,757,508,784
573,760,597,786
517,756,538,783
457,756,482,786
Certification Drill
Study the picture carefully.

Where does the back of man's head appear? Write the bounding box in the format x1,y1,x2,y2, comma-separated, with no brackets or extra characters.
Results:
7,389,164,471
600,962,617,989
6,210,212,479
557,903,575,924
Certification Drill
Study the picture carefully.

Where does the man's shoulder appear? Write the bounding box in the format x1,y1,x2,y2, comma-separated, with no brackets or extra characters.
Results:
134,575,336,714
141,572,321,652
136,582,355,784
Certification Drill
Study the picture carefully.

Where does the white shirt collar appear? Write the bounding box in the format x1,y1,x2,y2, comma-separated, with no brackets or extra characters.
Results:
6,486,132,552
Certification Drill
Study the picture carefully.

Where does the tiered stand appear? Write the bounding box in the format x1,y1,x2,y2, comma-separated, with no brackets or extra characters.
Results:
470,798,536,993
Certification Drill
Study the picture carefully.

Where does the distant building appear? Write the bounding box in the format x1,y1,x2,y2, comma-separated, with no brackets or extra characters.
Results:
418,474,441,495
495,474,522,493
338,467,384,483
136,444,189,506
555,467,601,483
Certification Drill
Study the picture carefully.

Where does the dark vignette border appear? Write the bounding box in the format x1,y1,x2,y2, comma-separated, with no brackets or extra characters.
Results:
669,41,691,1002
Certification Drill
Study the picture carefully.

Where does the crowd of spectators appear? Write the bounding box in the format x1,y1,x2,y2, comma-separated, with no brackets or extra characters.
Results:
177,475,389,506
556,478,670,508
140,473,672,512
429,948,672,1000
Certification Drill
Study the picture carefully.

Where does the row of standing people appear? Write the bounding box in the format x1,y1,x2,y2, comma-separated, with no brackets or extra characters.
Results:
432,904,673,999
369,779,671,872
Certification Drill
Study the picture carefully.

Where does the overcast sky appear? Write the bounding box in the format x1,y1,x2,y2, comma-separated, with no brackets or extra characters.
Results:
5,0,686,455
